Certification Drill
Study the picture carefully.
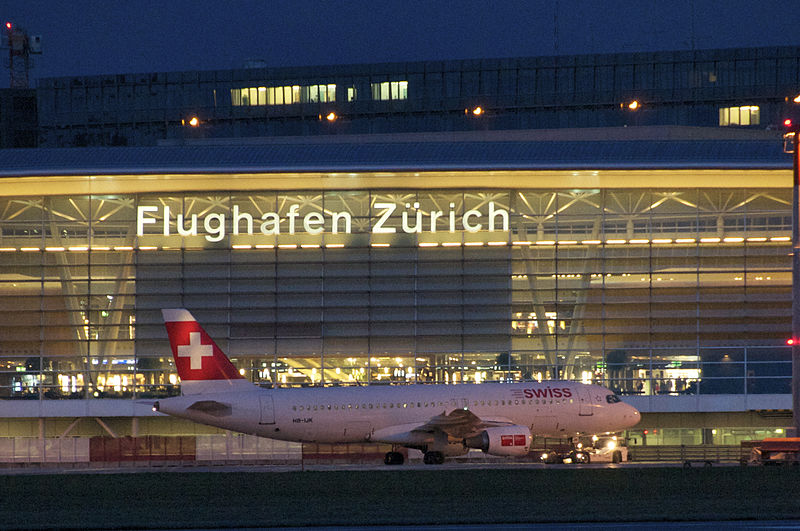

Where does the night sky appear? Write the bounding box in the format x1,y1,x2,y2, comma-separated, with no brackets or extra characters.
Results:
2,0,800,87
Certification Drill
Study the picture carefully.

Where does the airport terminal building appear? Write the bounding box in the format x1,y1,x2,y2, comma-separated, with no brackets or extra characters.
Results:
0,129,794,451
0,43,799,458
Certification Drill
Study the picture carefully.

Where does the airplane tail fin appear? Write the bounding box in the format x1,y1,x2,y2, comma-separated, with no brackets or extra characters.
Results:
162,309,255,395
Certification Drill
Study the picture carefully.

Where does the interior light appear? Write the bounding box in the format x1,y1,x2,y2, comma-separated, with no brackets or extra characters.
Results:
326,112,337,122
627,100,640,110
472,106,483,116
188,116,200,127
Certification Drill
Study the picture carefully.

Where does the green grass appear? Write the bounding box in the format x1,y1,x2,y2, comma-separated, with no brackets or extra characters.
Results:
1,467,799,529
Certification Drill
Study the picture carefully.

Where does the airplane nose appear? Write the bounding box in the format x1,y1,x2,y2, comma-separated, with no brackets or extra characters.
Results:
625,404,641,428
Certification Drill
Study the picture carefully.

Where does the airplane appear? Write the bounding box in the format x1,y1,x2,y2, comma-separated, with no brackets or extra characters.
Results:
153,309,641,465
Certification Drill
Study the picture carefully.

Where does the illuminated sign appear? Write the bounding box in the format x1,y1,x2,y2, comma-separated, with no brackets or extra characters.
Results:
138,202,510,242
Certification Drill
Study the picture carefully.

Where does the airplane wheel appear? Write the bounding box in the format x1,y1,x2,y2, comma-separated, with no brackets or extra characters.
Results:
423,451,444,465
384,451,404,465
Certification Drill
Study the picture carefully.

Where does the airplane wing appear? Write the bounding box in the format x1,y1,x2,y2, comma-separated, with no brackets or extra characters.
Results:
411,409,515,439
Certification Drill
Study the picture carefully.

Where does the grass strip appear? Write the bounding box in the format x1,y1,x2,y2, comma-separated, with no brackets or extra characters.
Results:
1,467,799,529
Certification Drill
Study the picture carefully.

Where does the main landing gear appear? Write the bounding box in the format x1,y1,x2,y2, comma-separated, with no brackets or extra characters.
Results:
384,451,405,465
423,451,445,465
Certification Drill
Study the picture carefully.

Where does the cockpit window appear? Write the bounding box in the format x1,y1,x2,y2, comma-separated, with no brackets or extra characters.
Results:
606,394,621,404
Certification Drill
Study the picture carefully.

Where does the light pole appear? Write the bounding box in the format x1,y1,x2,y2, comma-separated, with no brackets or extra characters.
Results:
789,118,800,435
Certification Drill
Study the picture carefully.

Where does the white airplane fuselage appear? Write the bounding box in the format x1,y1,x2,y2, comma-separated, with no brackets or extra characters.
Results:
156,381,639,445
156,309,640,462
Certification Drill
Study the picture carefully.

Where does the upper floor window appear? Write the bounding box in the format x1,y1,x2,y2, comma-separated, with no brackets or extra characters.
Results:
371,81,408,101
231,84,337,106
719,105,760,126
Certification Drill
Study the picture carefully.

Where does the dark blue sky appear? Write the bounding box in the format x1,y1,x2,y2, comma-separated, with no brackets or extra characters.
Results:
2,0,799,87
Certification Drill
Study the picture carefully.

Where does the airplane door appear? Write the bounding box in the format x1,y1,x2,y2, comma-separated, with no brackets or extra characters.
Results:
578,387,593,416
449,398,469,411
259,395,275,424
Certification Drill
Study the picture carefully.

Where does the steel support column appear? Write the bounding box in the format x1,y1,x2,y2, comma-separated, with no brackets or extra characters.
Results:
791,132,800,434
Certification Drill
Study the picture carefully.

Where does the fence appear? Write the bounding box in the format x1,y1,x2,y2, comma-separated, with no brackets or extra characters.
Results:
628,445,745,463
0,437,90,463
0,435,302,466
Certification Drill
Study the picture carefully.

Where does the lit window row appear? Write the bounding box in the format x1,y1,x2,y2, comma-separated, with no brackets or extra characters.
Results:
231,84,339,106
719,105,760,126
370,81,408,101
0,235,790,253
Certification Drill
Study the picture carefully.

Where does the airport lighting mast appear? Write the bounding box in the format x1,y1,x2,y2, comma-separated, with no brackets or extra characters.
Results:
3,21,42,88
787,98,800,435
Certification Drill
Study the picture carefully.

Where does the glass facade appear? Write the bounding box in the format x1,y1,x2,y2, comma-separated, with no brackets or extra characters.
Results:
0,185,791,401
34,46,800,147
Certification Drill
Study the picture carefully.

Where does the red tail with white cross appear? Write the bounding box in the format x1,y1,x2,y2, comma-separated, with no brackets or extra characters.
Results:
162,309,251,395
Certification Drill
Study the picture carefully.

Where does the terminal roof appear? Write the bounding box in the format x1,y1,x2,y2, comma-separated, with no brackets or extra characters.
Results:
0,135,791,177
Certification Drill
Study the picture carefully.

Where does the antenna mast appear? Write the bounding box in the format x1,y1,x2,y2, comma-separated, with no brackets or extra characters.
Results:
3,22,42,88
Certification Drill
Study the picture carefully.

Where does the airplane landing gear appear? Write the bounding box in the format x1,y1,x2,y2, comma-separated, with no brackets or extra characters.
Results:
423,451,445,465
384,451,405,465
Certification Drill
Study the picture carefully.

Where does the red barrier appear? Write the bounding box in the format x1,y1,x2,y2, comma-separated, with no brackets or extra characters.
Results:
89,436,196,462
302,442,401,464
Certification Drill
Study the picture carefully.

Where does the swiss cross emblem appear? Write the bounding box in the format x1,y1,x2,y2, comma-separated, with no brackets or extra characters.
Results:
177,332,214,370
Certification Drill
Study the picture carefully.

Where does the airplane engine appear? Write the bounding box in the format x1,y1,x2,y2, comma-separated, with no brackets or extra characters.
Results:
463,425,532,456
